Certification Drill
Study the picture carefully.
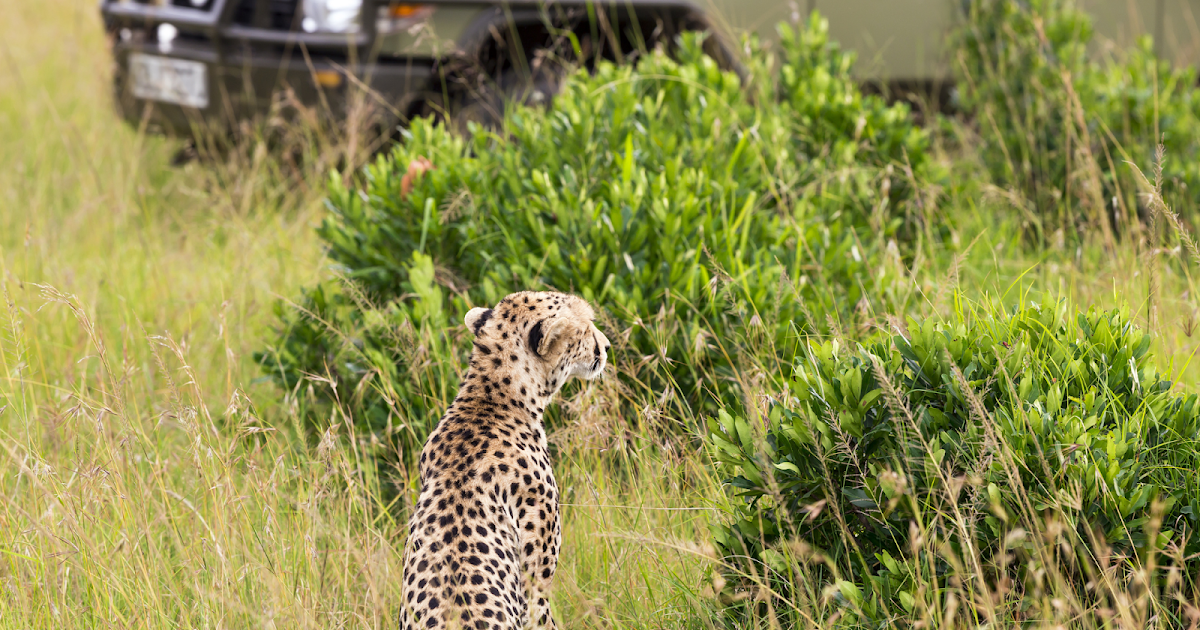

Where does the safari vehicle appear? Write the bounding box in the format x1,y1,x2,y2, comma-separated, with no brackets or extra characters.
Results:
100,0,1200,135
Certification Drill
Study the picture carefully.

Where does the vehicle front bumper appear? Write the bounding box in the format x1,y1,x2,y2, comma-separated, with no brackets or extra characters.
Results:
110,36,436,135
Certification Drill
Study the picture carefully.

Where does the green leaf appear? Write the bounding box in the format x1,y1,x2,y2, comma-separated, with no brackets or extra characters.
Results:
760,549,788,573
773,461,801,474
837,580,862,605
621,133,634,186
842,487,878,511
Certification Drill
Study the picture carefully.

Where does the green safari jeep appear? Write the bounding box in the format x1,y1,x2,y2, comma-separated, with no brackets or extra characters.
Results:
99,0,1200,135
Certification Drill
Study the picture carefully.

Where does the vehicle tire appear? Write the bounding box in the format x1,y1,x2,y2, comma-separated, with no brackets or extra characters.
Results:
415,57,569,135
456,64,564,130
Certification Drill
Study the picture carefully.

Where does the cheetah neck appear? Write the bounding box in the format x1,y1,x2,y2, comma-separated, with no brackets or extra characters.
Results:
452,356,565,429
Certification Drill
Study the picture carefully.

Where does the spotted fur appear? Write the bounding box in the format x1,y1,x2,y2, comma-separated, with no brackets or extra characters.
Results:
400,291,610,630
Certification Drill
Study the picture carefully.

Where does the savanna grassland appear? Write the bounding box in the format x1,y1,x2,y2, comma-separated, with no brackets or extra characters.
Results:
4,0,1200,628
0,1,717,627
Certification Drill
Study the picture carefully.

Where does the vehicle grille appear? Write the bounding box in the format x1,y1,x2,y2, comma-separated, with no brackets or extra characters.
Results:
121,0,219,13
232,0,303,30
169,0,214,9
123,0,215,7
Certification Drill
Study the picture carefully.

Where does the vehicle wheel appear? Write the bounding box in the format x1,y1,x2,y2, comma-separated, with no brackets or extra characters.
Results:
459,66,562,129
417,60,568,135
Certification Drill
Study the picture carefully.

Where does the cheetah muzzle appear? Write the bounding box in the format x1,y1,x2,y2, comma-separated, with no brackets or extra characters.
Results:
400,291,610,630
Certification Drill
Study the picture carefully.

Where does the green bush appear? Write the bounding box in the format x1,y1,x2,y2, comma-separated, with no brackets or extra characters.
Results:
953,0,1200,238
256,16,930,462
709,300,1200,621
256,252,467,449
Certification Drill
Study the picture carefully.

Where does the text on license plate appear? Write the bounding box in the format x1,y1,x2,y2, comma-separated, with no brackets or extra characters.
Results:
129,53,208,109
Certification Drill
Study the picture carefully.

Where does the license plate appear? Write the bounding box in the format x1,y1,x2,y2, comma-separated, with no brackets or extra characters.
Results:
129,53,208,109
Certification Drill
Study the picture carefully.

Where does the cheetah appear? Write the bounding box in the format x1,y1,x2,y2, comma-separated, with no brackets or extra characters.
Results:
400,291,610,630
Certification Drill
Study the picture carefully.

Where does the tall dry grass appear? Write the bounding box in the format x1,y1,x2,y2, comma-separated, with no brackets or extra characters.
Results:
0,2,724,627
5,0,1200,628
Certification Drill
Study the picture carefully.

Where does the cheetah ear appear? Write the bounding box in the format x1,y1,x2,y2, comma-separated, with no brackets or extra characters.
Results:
464,307,493,335
531,316,572,357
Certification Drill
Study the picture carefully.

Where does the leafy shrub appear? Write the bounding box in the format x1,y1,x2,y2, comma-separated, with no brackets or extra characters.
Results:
709,300,1200,621
257,252,467,448
256,15,930,464
953,0,1200,238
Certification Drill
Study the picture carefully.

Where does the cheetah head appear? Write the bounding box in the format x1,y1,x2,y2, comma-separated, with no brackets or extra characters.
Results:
464,291,610,385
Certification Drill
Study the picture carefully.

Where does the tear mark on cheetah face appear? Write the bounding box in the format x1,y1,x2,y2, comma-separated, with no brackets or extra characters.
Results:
400,291,610,630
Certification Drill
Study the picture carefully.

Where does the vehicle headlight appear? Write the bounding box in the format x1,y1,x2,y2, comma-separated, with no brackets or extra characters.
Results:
300,0,362,33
